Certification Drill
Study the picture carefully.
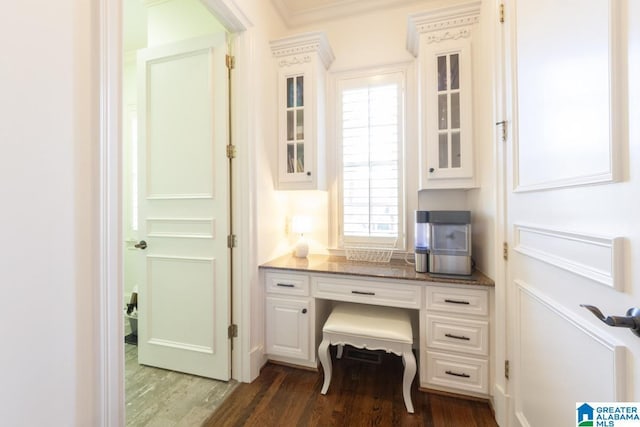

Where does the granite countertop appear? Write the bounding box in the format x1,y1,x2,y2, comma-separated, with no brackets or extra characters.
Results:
260,254,494,287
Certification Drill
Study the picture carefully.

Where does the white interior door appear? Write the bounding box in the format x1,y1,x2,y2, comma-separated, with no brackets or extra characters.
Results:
504,0,639,425
136,33,230,380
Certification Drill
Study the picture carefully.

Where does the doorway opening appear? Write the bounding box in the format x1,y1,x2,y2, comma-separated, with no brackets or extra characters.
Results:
121,0,243,424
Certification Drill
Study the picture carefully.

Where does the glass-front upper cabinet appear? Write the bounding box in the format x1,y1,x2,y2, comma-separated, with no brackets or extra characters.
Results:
408,3,480,189
270,32,334,190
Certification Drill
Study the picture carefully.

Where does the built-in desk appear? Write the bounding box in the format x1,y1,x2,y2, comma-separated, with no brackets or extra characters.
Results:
259,254,494,398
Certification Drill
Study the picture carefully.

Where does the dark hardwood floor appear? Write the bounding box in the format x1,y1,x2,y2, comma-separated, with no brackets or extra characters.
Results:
204,349,497,427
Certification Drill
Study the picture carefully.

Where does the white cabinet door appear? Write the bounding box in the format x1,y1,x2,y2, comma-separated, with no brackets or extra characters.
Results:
270,32,333,190
503,0,638,425
136,33,230,380
421,38,475,188
265,296,310,361
408,4,480,190
277,70,316,188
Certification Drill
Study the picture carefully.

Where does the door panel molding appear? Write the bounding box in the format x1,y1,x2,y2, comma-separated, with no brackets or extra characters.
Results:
147,338,213,354
511,0,624,192
145,255,218,353
514,224,624,290
147,193,214,200
147,217,215,239
514,280,627,426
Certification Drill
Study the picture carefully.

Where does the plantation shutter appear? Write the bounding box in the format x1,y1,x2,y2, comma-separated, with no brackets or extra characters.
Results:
340,77,402,243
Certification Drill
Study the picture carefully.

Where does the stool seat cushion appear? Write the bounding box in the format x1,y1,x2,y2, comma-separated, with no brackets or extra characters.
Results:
322,303,412,344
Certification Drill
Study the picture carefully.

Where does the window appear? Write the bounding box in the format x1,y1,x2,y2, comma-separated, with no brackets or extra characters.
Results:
336,70,405,248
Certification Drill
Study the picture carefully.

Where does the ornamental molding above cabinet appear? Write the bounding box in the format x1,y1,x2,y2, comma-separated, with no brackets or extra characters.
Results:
406,1,480,54
270,31,335,69
407,1,481,190
270,32,335,190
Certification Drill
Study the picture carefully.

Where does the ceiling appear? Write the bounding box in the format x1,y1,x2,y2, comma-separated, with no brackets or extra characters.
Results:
271,0,427,28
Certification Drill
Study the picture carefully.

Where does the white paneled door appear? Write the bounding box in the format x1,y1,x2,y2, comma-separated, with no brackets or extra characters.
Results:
503,0,639,426
136,33,230,380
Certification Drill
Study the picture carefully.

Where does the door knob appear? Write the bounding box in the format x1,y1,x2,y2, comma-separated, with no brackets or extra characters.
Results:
581,304,640,337
134,240,147,250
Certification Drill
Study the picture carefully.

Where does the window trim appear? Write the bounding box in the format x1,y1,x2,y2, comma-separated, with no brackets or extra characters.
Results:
329,65,408,251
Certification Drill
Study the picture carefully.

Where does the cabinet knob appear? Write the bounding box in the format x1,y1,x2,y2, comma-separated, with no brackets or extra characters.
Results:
306,171,311,176
302,308,307,314
429,167,435,173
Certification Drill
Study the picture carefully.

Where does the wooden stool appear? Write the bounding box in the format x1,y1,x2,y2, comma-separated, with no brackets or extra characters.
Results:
318,302,417,413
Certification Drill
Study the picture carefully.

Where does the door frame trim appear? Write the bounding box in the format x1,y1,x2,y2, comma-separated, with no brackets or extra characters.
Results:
97,1,253,425
493,0,510,425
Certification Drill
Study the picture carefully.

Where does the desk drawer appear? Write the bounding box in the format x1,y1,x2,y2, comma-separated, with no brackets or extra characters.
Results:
426,314,489,356
265,272,310,296
425,286,488,316
425,351,488,394
312,276,421,309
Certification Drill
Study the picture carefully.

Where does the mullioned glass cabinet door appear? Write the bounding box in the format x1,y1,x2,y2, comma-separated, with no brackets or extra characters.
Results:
286,75,305,175
421,38,475,189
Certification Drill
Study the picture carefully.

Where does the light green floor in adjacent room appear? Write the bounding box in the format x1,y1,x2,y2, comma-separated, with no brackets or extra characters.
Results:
125,330,237,426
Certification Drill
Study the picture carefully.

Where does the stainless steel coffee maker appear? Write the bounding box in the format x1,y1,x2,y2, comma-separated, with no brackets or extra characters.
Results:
428,211,472,275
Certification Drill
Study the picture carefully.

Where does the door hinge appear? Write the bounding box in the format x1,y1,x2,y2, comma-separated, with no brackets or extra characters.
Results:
228,324,238,339
503,241,508,261
226,54,235,70
499,3,505,23
505,360,510,379
496,120,507,142
227,234,237,248
226,144,236,159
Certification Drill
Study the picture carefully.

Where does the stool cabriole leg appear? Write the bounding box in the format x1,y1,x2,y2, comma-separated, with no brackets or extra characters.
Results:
318,339,332,394
401,351,416,413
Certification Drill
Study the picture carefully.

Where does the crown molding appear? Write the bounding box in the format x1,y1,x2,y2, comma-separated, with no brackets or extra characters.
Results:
270,31,335,69
271,0,423,29
406,1,481,56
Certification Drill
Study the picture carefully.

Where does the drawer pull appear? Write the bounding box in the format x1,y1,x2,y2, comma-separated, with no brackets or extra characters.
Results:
276,283,295,288
351,290,375,296
444,299,470,305
445,333,471,341
445,370,471,378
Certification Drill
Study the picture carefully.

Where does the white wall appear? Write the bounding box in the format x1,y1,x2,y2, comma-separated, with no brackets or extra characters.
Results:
146,0,226,47
231,0,291,265
228,0,290,378
123,56,140,302
0,1,98,425
465,0,497,279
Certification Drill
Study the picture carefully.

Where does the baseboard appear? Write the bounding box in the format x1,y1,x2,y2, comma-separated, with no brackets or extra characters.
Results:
266,359,319,372
249,345,265,382
492,383,510,427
